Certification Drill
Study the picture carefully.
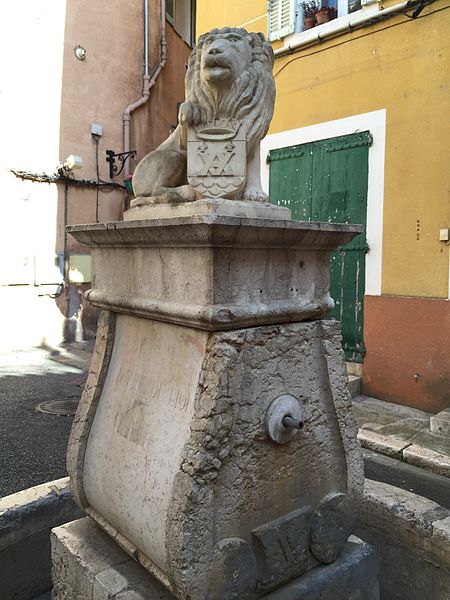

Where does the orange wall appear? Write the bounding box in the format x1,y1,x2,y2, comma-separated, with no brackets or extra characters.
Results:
58,0,190,253
362,295,450,413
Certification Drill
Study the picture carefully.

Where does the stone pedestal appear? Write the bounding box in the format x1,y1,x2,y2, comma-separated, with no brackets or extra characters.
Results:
61,210,371,599
51,518,379,600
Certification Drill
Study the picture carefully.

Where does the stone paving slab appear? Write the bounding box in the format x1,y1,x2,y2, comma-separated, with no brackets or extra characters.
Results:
430,408,450,436
404,431,450,478
352,395,431,457
353,395,450,477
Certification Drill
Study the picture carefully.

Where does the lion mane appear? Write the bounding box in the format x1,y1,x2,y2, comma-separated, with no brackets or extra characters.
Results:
186,27,275,157
130,27,275,203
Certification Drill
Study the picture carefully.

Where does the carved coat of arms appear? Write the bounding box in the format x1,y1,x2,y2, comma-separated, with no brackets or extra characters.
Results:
187,118,246,198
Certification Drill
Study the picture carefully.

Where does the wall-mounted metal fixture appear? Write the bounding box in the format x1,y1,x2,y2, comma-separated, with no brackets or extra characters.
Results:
265,394,304,444
106,150,137,179
74,45,87,61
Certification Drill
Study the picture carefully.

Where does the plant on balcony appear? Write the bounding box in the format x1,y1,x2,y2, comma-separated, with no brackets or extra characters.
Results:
301,0,319,29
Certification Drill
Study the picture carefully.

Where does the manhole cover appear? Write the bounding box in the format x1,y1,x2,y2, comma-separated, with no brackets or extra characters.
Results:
36,400,79,416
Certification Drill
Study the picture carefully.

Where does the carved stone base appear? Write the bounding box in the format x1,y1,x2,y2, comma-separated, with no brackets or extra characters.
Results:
66,216,365,599
51,518,379,600
67,314,364,599
125,198,291,221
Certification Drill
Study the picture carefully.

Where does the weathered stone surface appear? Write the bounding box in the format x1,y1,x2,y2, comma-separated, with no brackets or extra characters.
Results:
310,492,359,564
353,395,431,458
262,536,379,600
124,198,290,221
0,478,84,600
52,518,378,600
67,316,364,598
51,518,172,599
207,537,257,599
131,28,275,203
68,216,361,331
64,206,365,598
403,431,450,478
430,408,450,436
357,479,450,600
252,505,314,588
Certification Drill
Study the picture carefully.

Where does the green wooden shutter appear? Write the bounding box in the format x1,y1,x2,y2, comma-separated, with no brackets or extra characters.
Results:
269,131,371,362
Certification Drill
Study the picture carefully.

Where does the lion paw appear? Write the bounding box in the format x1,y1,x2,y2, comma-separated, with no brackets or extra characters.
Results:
242,187,269,203
178,102,202,127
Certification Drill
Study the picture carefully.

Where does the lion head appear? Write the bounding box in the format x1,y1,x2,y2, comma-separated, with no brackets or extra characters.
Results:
186,27,275,157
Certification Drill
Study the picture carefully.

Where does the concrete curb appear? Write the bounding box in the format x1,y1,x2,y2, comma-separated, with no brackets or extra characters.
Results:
353,395,450,478
0,477,84,600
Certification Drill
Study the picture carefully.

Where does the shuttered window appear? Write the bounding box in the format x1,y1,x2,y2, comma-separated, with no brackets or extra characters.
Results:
166,0,174,24
268,0,295,41
268,132,372,362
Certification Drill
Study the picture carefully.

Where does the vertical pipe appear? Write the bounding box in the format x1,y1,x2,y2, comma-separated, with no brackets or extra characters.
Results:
144,0,149,76
122,0,167,158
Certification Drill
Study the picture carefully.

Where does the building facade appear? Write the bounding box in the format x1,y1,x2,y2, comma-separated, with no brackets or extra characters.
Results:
0,0,193,349
197,0,450,412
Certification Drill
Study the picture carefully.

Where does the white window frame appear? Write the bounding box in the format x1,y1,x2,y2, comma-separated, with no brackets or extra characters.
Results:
269,0,380,45
260,110,386,297
268,0,296,41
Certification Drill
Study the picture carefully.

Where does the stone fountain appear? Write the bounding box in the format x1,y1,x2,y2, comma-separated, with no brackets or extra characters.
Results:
51,27,379,600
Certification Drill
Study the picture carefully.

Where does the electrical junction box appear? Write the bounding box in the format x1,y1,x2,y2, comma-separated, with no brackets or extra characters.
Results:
439,228,449,242
91,123,103,137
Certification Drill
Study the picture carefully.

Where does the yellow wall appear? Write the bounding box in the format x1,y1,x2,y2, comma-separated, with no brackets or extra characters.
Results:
197,1,450,299
197,0,267,37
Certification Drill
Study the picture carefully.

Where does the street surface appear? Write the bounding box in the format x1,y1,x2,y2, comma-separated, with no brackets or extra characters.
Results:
0,348,86,497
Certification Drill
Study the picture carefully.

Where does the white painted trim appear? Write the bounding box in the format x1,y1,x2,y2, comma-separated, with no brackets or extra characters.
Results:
261,110,386,296
279,2,381,52
238,13,267,28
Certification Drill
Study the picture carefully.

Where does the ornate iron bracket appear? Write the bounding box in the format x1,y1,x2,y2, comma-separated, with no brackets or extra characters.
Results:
106,150,137,179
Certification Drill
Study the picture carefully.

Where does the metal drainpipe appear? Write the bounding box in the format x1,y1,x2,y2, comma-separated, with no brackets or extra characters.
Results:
122,0,167,158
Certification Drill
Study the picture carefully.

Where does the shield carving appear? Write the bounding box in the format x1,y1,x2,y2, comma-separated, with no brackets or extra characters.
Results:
187,119,246,198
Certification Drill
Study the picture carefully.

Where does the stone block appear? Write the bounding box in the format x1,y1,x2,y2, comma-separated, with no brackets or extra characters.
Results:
124,198,291,221
0,477,84,600
263,536,379,600
403,430,450,478
357,479,450,600
430,408,450,436
352,396,430,458
52,518,378,600
67,315,364,598
51,518,172,599
68,215,361,330
65,213,365,598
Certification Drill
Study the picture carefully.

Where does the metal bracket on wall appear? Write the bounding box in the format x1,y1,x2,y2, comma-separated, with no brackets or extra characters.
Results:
106,150,137,179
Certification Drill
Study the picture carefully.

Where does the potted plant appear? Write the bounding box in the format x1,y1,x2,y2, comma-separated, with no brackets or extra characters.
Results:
301,0,319,29
315,0,337,24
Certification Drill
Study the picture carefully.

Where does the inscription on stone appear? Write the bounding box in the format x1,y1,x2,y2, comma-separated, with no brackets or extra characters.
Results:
113,367,191,446
252,506,313,588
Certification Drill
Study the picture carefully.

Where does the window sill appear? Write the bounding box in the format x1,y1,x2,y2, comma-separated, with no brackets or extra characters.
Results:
280,3,381,50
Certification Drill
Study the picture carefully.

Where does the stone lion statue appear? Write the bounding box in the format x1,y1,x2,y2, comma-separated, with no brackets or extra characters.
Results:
131,27,275,204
